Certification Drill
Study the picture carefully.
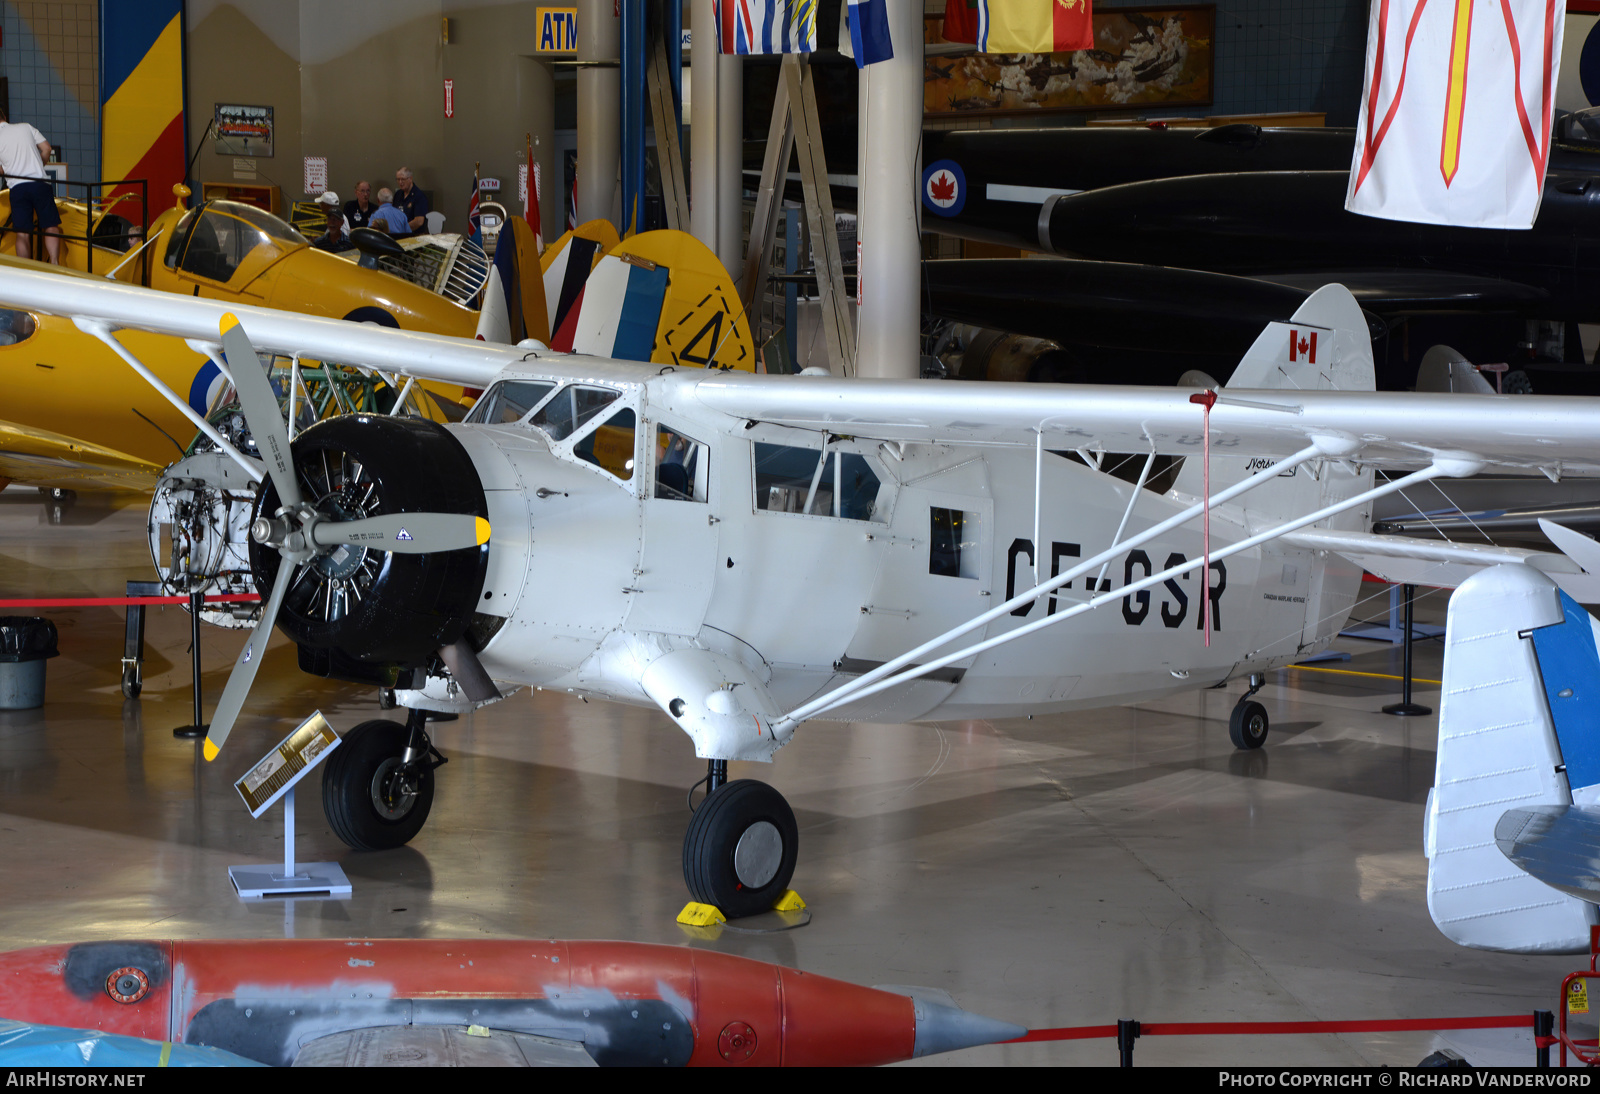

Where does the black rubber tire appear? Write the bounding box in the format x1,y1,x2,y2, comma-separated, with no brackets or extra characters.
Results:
682,779,798,919
1229,699,1269,750
322,719,435,850
120,663,141,700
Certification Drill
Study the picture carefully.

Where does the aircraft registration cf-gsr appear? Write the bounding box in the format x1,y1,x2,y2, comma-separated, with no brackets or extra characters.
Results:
5,265,1600,917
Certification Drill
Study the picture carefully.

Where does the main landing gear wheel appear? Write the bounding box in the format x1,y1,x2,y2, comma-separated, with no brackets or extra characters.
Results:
683,779,799,919
1229,699,1269,750
322,719,436,850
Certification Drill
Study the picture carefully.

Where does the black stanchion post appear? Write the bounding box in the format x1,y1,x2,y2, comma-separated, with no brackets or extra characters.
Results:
1384,583,1432,716
173,588,208,739
1116,1019,1140,1067
1535,1009,1554,1068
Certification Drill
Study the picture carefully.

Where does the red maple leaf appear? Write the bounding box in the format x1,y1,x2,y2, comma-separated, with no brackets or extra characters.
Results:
929,172,956,203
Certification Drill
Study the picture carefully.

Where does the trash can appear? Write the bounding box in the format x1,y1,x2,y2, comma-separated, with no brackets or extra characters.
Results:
0,616,59,709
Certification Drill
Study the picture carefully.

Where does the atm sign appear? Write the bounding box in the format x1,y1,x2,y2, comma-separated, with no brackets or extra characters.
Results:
538,7,578,52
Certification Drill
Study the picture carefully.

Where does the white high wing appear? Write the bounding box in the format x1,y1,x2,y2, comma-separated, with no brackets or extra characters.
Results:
6,263,1600,917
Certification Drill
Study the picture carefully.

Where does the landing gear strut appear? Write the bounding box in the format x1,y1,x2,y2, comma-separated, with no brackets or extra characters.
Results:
1229,673,1269,750
322,707,447,850
683,762,798,919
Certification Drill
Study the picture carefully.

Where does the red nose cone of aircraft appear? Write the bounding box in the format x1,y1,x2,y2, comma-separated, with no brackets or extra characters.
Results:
0,939,1024,1066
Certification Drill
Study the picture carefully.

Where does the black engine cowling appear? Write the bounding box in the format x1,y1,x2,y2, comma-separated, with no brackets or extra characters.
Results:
248,414,489,677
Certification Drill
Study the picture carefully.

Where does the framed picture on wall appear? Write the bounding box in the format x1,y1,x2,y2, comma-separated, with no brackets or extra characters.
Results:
213,103,274,157
925,5,1216,117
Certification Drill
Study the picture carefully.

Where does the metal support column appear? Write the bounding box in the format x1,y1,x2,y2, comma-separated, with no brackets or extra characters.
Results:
780,54,852,375
689,0,721,254
620,0,648,234
576,0,621,226
854,0,922,379
647,27,690,229
715,45,743,277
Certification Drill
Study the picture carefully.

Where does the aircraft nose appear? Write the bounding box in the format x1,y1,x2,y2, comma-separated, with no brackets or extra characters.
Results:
911,997,1027,1058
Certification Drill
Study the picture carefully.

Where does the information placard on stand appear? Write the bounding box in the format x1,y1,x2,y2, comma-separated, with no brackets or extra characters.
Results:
228,711,352,899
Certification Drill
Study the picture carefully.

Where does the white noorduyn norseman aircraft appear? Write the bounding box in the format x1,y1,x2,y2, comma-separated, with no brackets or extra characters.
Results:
6,263,1600,919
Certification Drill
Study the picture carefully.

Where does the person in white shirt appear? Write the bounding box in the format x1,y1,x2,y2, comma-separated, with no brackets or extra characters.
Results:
0,109,60,263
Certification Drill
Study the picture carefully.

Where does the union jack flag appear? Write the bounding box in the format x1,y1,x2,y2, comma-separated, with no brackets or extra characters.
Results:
466,167,482,244
715,0,817,54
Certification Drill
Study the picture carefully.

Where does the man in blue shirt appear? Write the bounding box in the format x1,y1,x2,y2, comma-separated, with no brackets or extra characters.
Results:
393,166,430,234
369,188,410,236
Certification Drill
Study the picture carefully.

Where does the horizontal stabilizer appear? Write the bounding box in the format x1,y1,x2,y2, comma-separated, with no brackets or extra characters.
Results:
1426,563,1599,953
1496,805,1600,904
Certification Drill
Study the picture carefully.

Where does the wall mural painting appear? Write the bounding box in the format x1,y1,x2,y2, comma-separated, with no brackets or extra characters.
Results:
924,5,1215,117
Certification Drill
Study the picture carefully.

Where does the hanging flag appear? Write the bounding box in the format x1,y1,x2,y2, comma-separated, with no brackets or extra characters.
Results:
524,135,544,253
942,0,979,45
977,0,1093,55
1346,0,1564,229
845,0,893,66
714,0,817,55
466,166,483,245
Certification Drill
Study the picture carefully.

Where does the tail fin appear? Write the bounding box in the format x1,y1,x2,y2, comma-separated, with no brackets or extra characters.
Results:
474,218,551,345
1425,563,1600,953
1169,285,1376,648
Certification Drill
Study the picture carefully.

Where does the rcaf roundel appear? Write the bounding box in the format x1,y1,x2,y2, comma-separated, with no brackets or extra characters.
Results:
922,160,966,217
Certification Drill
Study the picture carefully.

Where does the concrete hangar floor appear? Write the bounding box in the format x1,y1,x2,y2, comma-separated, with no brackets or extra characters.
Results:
0,485,1562,1067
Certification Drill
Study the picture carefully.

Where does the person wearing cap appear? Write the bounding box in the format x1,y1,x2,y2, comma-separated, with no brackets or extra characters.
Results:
309,191,353,253
344,180,376,230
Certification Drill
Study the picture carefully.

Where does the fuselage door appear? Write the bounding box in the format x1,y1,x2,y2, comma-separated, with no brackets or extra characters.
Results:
628,420,719,636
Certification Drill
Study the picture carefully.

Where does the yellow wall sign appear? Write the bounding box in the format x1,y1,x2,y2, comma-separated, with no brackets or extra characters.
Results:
1570,978,1590,1015
537,8,578,53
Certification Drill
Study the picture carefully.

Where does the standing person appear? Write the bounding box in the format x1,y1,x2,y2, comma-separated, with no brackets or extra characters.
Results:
393,166,430,235
344,180,376,230
0,109,60,263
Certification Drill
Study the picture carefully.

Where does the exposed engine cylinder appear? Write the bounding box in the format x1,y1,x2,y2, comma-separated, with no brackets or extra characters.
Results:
247,414,489,673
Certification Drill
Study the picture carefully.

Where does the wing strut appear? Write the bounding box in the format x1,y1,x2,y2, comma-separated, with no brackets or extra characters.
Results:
74,318,264,483
772,447,1484,732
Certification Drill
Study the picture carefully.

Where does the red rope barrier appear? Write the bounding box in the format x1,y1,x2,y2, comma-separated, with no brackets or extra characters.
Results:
1010,1013,1529,1043
0,594,262,608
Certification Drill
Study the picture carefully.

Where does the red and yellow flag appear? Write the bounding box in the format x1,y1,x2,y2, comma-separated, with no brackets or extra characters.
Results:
976,0,1093,55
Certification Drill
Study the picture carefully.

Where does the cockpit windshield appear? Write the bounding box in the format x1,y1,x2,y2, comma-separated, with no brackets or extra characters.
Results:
162,201,306,283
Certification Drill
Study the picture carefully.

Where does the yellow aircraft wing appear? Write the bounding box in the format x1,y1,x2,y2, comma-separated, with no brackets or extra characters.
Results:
0,415,163,491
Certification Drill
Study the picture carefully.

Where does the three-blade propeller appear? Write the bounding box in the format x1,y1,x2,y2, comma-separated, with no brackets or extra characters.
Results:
201,315,491,761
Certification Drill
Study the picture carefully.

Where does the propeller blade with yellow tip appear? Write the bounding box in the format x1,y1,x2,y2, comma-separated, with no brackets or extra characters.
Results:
308,513,490,554
201,556,298,761
218,314,303,511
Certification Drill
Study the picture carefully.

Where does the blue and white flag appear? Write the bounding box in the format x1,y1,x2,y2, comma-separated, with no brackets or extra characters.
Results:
844,0,893,67
715,0,817,55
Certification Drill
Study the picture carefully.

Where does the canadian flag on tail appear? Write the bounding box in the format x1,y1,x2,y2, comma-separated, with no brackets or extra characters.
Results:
1289,328,1317,364
1345,0,1563,229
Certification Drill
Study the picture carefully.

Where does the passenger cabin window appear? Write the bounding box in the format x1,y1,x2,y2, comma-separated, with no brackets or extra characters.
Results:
531,385,620,441
930,507,981,579
0,309,38,346
753,441,882,521
655,425,708,502
573,408,636,481
464,380,555,424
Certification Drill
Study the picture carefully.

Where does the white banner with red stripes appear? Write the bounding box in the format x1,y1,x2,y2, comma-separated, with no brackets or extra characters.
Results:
1345,0,1563,230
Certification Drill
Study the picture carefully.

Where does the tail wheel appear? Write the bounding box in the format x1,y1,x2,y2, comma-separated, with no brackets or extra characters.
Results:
1229,699,1269,750
322,719,435,850
682,779,798,919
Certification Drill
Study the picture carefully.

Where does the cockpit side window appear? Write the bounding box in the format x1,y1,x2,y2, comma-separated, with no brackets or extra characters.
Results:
753,441,883,521
530,384,620,441
163,208,198,269
573,408,637,481
179,207,267,283
1559,107,1600,149
655,425,708,502
464,380,556,424
0,309,39,347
